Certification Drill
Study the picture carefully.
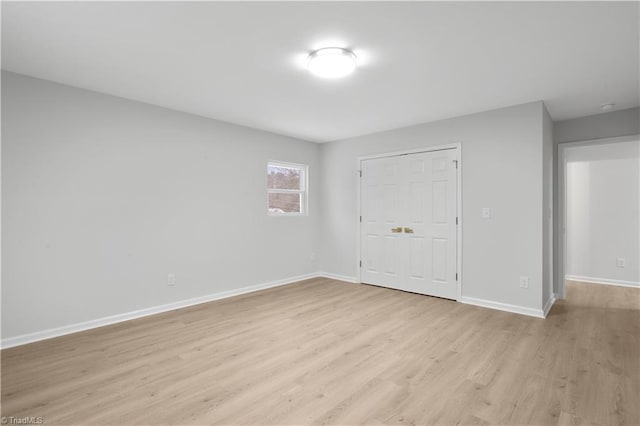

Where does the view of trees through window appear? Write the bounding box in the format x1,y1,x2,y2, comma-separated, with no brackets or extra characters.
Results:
267,163,305,214
267,165,300,190
268,192,301,213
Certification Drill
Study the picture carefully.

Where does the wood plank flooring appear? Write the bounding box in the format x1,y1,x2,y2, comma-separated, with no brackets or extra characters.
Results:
1,278,639,425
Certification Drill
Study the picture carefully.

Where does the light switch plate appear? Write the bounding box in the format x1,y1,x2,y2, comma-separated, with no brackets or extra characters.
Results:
481,207,491,219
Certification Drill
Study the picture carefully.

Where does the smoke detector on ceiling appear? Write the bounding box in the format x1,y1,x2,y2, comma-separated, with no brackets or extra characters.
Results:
600,103,615,112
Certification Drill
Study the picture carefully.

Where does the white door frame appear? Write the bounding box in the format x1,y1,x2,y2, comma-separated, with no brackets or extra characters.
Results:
556,134,639,299
356,143,463,300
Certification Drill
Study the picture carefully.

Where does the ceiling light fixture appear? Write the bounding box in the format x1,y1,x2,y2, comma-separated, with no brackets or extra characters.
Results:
307,47,357,79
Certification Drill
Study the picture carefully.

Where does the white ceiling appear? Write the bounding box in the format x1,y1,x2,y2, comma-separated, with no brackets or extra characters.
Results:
2,2,638,142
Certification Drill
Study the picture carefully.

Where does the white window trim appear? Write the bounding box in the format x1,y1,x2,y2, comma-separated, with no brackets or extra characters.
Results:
267,161,308,216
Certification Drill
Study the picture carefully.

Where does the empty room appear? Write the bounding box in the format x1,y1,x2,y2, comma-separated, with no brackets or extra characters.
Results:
1,1,639,425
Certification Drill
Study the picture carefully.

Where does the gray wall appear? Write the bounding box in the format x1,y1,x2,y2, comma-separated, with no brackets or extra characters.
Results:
9,69,635,340
2,72,321,339
319,101,547,313
554,107,640,144
565,141,639,285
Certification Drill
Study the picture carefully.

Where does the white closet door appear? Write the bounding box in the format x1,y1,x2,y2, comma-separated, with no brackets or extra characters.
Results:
360,155,404,290
360,149,458,300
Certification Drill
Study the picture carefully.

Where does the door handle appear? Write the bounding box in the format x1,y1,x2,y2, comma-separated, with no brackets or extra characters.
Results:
391,227,403,233
404,227,414,233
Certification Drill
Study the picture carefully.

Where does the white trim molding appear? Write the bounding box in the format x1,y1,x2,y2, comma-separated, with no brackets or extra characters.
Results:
3,272,566,349
543,294,557,317
1,273,319,349
317,272,359,283
459,296,545,318
565,275,639,288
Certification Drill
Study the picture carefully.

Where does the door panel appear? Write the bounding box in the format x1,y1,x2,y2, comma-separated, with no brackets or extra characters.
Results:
409,182,425,223
432,181,448,224
382,184,398,223
361,156,404,289
360,149,458,299
432,238,448,282
383,236,400,276
408,236,426,279
365,235,380,273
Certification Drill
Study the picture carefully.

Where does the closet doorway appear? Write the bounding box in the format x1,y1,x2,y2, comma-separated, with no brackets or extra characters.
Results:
358,145,461,299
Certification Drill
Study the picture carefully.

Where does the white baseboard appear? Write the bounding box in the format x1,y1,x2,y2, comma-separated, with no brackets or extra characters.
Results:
321,275,550,318
316,272,359,283
459,296,545,318
1,272,319,350
3,272,566,349
565,275,640,288
543,294,556,317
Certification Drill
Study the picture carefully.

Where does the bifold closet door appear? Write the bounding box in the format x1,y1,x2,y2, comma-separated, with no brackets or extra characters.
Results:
360,149,457,299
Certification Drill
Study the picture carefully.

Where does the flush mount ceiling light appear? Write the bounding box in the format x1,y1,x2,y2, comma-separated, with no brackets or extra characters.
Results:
307,47,357,79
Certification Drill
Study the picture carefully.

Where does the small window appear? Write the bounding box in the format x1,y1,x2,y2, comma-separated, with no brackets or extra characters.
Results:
267,161,307,215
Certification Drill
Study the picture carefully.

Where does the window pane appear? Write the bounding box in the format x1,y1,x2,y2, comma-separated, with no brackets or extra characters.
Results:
268,192,301,213
268,165,301,190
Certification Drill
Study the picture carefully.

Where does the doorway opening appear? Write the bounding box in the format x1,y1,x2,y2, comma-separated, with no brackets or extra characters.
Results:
557,135,639,299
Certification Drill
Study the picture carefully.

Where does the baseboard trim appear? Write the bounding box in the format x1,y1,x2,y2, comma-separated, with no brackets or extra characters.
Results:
316,272,359,283
543,294,556,317
3,273,564,348
1,272,319,349
565,275,640,288
459,296,545,318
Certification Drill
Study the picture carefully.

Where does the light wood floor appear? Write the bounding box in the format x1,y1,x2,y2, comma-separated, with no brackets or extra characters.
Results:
2,278,639,425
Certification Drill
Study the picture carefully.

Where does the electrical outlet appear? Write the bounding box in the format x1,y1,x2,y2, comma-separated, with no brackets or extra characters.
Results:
616,258,626,268
167,273,176,286
519,276,529,289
